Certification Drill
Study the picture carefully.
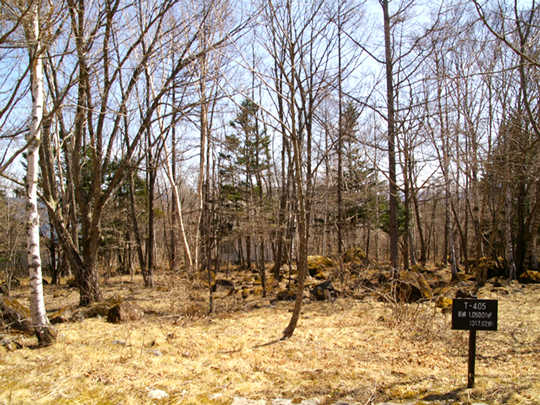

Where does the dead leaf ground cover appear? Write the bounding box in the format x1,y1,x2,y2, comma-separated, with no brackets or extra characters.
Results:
0,270,539,404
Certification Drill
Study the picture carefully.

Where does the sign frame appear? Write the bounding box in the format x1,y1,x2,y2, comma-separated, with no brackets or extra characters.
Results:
452,298,498,331
451,298,499,388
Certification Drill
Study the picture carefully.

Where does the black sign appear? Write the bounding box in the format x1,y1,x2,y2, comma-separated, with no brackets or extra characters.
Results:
452,299,498,331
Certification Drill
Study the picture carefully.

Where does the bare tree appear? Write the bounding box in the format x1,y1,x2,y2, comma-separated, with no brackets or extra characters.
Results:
0,0,58,345
38,0,243,305
258,0,339,338
380,0,400,275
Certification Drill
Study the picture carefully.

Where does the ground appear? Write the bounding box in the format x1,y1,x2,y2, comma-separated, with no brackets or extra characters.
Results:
0,269,539,405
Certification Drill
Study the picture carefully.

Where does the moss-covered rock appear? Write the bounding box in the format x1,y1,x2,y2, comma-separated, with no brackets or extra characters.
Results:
273,288,296,302
49,306,75,324
395,270,433,303
519,270,540,283
241,286,263,299
410,263,427,273
310,280,337,301
343,247,367,264
307,255,335,278
107,302,144,323
468,257,504,285
71,296,124,321
0,336,24,351
0,296,33,334
355,268,389,290
435,296,453,312
211,279,235,296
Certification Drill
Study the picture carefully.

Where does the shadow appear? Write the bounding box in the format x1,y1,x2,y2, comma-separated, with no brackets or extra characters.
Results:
474,348,539,362
252,337,283,349
217,348,244,354
216,337,283,354
422,387,466,401
216,335,287,355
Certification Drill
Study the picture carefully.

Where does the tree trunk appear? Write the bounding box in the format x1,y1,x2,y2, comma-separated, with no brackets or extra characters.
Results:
282,63,307,339
246,235,252,270
504,184,517,279
528,181,540,270
161,141,193,271
402,148,411,270
336,2,344,265
169,77,178,272
381,0,399,275
129,172,146,273
258,237,266,297
78,262,102,306
143,163,156,288
411,182,426,265
26,4,55,346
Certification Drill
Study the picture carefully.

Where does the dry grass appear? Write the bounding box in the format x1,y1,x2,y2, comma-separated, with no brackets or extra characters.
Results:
0,271,539,404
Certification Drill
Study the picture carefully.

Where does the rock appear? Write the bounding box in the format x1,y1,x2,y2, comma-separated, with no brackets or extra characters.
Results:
231,398,266,405
0,297,56,345
0,283,8,295
71,296,124,321
273,288,296,302
147,389,168,400
343,247,368,264
355,268,389,290
467,257,504,286
49,307,74,324
149,349,163,356
210,393,224,400
1,278,21,293
0,336,23,351
241,286,264,299
395,271,432,303
310,279,337,301
211,279,235,296
272,399,321,405
519,270,540,283
455,289,476,299
66,278,78,288
307,255,335,278
106,301,144,323
435,296,452,312
0,296,33,334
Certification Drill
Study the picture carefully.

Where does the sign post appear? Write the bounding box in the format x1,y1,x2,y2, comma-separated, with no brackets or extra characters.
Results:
452,299,498,388
468,329,476,388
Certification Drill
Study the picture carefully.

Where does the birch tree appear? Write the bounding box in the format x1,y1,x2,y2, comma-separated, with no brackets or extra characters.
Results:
0,0,58,345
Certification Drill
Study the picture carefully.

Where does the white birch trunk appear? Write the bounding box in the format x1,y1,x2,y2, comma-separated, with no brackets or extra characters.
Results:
161,142,193,270
26,1,54,345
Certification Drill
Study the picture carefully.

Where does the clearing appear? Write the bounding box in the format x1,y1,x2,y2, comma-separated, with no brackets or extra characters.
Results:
1,268,539,404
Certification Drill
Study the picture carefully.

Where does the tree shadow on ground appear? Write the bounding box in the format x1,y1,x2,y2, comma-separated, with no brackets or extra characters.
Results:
421,388,465,401
324,378,468,404
252,337,283,349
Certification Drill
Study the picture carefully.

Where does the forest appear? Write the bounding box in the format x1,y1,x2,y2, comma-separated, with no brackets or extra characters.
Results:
0,0,539,404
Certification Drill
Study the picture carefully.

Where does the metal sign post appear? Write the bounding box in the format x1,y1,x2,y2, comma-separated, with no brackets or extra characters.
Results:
452,299,498,388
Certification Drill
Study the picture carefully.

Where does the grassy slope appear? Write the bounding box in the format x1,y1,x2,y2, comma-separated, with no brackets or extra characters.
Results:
0,271,539,404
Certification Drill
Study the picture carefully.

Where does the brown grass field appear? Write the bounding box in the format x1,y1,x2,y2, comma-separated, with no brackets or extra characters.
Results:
1,268,539,405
